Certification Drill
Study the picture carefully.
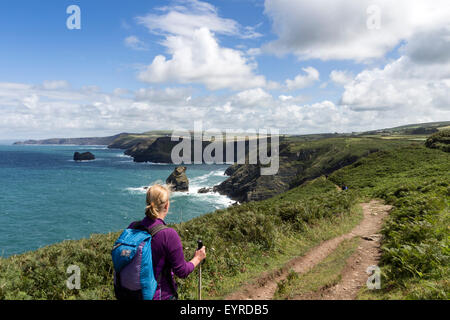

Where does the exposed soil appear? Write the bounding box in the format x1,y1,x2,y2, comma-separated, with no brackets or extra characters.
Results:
224,200,392,300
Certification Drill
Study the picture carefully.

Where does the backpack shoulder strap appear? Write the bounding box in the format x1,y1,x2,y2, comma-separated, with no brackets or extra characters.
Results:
132,221,168,238
147,224,169,237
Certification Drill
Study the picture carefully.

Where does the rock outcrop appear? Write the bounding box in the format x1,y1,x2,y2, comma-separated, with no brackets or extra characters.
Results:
198,187,212,194
73,152,95,161
166,166,189,191
213,160,297,202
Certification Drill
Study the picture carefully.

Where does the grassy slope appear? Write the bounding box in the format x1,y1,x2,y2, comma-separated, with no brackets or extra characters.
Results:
330,145,450,299
0,142,448,300
268,144,449,300
285,137,412,187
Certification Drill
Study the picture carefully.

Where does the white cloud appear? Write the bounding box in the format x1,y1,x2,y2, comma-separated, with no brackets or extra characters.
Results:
337,28,450,133
138,27,266,90
341,56,450,113
278,95,292,102
135,0,267,91
135,87,193,105
340,25,450,116
285,67,319,90
2,76,448,140
405,26,450,65
124,36,148,51
329,70,354,86
233,88,273,107
42,80,70,90
113,88,130,96
264,0,450,61
136,0,261,39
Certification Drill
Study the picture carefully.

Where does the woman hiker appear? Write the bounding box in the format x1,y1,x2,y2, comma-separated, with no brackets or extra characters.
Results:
114,184,206,300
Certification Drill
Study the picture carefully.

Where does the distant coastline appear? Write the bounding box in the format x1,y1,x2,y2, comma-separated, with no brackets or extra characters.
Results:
13,133,126,146
0,140,17,145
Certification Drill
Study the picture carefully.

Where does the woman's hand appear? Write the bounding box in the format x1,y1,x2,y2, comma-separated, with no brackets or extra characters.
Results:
190,246,206,268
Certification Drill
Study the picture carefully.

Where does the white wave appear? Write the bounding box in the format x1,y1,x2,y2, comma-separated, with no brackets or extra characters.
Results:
125,187,147,195
124,168,232,208
116,154,132,158
189,170,225,185
67,158,103,162
131,161,170,166
146,162,170,166
173,169,233,208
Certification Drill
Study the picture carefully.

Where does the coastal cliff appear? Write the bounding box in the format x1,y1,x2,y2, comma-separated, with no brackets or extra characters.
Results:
14,133,127,146
120,135,405,203
213,137,398,202
123,136,261,164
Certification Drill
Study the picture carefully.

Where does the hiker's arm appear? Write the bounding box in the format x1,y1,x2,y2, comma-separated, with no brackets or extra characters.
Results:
165,229,196,278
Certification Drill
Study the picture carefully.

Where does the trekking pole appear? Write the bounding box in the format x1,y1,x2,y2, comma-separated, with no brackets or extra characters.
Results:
197,239,203,300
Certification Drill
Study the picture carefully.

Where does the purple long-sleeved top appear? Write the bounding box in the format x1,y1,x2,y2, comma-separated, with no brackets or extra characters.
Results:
117,217,194,300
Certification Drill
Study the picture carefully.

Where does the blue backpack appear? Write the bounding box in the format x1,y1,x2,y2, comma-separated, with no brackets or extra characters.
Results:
111,222,168,300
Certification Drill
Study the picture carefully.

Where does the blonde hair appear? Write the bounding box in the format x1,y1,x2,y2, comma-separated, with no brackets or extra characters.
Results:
145,184,171,219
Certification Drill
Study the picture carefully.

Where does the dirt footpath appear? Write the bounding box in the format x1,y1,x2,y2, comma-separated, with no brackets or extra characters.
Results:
225,200,392,300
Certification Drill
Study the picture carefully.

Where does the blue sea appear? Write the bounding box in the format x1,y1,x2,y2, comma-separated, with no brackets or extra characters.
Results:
0,143,232,257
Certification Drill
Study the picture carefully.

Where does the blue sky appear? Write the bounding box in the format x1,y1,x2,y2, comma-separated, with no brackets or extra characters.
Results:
0,0,351,97
0,0,449,139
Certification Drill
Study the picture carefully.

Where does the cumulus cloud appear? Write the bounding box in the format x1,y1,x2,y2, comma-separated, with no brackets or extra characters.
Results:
263,0,450,61
233,88,273,107
138,27,266,90
136,0,267,90
405,26,450,65
341,56,450,113
2,77,448,140
329,70,354,86
0,80,362,138
336,34,450,134
340,23,450,116
285,67,320,90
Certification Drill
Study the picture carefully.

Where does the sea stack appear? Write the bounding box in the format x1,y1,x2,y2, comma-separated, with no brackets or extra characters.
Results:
73,152,95,161
166,166,189,191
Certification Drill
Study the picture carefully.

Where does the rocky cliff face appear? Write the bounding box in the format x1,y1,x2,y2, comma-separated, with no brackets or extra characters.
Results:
124,136,262,164
125,137,182,163
166,166,189,191
213,140,380,202
213,156,300,202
